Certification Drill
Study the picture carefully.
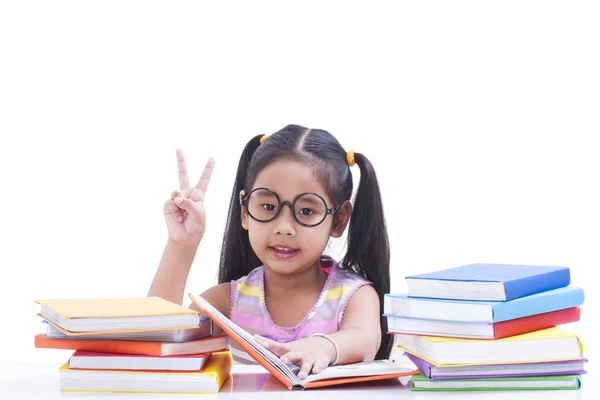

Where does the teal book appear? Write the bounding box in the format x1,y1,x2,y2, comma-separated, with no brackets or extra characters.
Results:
410,373,581,391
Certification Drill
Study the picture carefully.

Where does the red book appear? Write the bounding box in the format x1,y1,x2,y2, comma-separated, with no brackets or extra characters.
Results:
387,307,580,340
493,307,580,339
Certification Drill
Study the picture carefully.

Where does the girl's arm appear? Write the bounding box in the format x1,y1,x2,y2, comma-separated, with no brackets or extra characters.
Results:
148,150,215,306
148,239,231,335
323,285,382,363
147,240,199,305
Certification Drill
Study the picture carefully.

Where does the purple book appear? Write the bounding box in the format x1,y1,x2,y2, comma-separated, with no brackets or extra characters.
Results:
405,352,588,380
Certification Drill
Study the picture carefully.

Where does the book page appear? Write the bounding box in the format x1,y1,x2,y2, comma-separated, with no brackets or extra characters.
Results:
299,358,418,384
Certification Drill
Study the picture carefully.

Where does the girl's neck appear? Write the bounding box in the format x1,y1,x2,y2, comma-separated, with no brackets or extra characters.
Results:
263,262,328,298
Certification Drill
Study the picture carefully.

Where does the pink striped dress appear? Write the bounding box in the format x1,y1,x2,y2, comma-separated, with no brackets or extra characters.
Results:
228,260,372,364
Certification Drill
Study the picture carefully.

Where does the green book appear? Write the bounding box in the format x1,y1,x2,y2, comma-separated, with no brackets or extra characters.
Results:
410,373,581,391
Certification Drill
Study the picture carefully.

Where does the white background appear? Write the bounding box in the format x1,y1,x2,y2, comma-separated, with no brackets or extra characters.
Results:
0,1,598,366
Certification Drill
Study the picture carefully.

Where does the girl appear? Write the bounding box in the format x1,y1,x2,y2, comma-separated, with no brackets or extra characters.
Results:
148,124,392,379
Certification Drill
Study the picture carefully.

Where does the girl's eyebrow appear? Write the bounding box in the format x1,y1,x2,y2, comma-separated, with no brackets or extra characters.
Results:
252,188,328,203
254,190,275,198
297,196,321,206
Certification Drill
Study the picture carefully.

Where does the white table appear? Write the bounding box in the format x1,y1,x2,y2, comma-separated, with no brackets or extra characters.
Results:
0,361,592,399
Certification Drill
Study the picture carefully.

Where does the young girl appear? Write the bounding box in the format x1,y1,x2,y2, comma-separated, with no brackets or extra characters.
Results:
148,124,392,379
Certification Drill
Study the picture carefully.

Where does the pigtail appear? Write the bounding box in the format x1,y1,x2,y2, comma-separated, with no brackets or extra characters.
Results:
218,135,263,284
341,153,393,360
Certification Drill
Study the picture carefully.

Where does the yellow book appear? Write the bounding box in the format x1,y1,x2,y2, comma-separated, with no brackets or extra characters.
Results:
59,351,233,394
395,327,584,366
36,297,200,335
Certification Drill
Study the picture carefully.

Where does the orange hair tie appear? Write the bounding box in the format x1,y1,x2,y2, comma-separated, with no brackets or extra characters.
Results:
260,134,270,144
346,150,356,167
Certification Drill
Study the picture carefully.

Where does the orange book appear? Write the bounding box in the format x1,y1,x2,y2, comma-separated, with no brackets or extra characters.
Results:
35,297,201,335
35,333,228,356
188,293,418,390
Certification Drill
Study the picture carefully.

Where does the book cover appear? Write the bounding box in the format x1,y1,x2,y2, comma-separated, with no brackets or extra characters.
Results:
493,307,580,339
384,286,584,323
410,373,581,391
406,352,588,379
35,333,228,356
36,297,201,335
386,307,581,339
395,327,584,366
188,293,419,390
405,263,570,301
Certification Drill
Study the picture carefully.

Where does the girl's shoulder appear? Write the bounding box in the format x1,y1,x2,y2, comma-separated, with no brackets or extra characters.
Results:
329,261,372,287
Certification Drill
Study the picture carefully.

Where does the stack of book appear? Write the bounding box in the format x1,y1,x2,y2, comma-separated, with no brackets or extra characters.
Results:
34,297,231,395
384,263,587,391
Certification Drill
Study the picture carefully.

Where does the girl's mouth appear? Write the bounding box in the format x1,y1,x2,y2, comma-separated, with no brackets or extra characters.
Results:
268,246,299,259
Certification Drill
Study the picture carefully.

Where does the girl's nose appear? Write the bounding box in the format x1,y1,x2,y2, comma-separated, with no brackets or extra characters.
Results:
273,205,296,237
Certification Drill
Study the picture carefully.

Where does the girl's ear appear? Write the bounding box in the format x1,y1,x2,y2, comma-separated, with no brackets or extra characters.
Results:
240,190,249,230
330,201,352,238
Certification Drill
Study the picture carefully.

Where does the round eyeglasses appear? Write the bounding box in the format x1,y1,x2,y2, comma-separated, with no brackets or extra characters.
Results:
240,187,340,227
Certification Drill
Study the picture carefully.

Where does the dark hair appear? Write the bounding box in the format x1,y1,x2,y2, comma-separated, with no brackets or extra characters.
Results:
218,124,392,359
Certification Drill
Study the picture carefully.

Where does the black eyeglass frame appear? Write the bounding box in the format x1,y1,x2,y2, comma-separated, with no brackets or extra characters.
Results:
240,187,341,227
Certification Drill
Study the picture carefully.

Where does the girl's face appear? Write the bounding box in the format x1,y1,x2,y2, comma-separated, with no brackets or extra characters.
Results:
240,158,347,276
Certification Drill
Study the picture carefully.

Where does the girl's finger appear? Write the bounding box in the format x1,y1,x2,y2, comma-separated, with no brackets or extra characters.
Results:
176,149,191,191
311,358,329,374
192,158,215,202
253,335,289,356
171,190,182,200
164,200,184,222
173,196,203,221
297,359,314,380
280,350,301,364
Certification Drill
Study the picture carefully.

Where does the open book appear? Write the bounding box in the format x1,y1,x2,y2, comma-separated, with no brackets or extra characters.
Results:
188,293,418,390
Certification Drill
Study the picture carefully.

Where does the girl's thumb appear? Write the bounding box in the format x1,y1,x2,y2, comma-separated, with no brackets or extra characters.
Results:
174,196,193,210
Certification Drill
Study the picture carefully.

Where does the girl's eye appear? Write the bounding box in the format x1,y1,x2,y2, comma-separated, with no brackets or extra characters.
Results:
262,204,277,212
298,208,314,216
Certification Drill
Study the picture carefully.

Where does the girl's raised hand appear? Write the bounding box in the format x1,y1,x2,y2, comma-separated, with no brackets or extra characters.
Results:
163,149,215,245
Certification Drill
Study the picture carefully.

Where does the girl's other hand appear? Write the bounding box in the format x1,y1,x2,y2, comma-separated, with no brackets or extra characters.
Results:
163,149,215,245
254,334,336,379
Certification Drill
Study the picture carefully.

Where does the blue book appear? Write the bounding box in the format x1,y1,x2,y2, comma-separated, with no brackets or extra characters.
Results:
384,286,584,323
405,263,570,301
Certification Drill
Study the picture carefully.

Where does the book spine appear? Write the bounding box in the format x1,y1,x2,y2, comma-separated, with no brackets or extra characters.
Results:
503,268,570,301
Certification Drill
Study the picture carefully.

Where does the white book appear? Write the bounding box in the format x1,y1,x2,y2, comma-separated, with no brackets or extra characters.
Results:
68,351,209,371
395,327,583,365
